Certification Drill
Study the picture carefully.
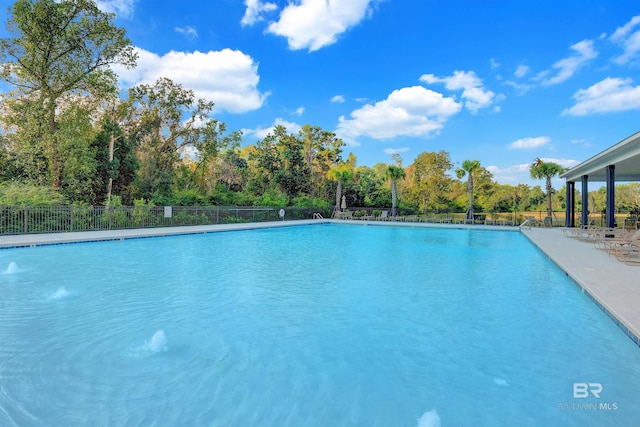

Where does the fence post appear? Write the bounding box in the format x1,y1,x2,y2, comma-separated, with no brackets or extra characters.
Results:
23,205,28,233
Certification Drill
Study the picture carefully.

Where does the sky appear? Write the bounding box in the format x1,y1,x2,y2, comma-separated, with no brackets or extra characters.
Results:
3,0,640,188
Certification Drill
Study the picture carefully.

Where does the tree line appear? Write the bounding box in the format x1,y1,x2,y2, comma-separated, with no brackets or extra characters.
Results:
1,0,639,218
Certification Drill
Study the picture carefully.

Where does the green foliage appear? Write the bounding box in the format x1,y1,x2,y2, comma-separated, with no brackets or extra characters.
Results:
290,194,330,208
105,195,123,207
255,190,289,207
0,181,66,205
406,151,453,212
92,116,139,205
171,189,206,206
0,0,136,189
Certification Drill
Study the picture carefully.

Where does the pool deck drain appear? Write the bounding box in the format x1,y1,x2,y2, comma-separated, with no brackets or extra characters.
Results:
1,220,638,345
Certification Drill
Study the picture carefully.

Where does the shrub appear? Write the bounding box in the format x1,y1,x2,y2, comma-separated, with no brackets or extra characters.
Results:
0,181,67,205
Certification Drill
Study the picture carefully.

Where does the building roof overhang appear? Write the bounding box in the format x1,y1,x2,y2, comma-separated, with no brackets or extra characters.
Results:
560,131,640,182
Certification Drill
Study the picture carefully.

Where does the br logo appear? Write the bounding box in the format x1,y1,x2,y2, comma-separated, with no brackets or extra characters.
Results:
573,383,602,398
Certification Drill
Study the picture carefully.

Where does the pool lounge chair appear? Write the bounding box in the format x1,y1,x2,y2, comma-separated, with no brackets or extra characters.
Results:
599,229,640,256
592,228,632,250
563,224,592,238
577,226,619,243
611,244,640,266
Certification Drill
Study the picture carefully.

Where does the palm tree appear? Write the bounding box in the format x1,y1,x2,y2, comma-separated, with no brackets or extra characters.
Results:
327,163,354,213
455,160,481,221
529,158,566,220
386,165,406,216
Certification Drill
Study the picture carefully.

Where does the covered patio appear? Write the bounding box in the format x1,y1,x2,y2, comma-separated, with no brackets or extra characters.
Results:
561,131,640,228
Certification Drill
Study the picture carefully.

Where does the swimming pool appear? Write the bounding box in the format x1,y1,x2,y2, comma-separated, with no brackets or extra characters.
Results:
1,223,639,426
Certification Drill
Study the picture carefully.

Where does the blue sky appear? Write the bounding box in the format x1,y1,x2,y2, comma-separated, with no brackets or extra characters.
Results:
4,0,640,187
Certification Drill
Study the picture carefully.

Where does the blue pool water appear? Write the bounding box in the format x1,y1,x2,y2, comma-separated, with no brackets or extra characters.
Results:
1,224,639,426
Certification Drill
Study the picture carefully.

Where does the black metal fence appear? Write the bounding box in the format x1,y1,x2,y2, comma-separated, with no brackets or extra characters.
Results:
0,205,329,235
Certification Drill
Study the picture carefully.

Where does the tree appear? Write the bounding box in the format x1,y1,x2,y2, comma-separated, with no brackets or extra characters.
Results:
299,124,344,199
274,129,311,198
407,150,453,213
530,158,566,219
0,0,137,189
327,153,356,213
352,165,388,207
455,159,481,220
386,162,406,217
91,113,139,204
126,78,232,201
248,129,283,196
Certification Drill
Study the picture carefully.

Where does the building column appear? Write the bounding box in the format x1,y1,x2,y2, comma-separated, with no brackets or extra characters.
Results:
606,165,615,228
581,175,589,227
565,181,575,227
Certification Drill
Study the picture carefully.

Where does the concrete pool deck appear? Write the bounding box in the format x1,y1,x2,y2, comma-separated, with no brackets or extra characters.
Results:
0,219,638,345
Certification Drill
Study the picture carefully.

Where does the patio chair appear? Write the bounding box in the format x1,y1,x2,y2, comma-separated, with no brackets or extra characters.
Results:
360,210,376,220
376,210,389,221
520,216,542,228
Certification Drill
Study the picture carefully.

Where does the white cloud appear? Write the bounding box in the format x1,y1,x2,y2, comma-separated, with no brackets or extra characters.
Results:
336,86,461,145
266,0,377,52
563,77,640,116
504,80,534,95
610,15,640,64
487,164,526,182
384,147,409,155
539,39,598,85
175,26,198,39
295,106,305,116
243,118,302,139
538,157,580,168
331,94,346,103
420,70,498,113
95,0,136,18
241,0,278,26
569,138,593,149
485,163,531,185
490,58,500,69
514,64,529,78
508,136,551,150
486,164,530,174
487,158,578,185
113,47,269,114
